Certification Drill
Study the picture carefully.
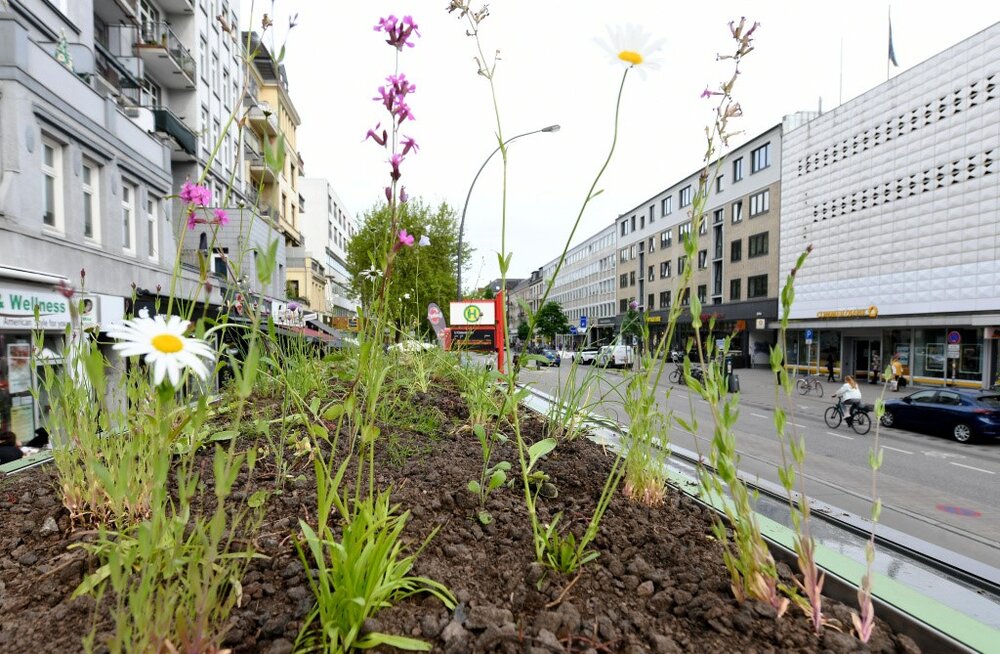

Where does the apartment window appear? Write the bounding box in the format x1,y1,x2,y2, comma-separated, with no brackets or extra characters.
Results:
662,196,672,215
82,161,99,241
41,138,63,230
680,288,690,306
697,285,707,303
648,265,654,282
716,175,724,193
212,247,229,276
660,261,671,278
213,118,221,153
713,208,724,224
749,189,770,216
659,291,671,308
731,239,742,262
629,271,636,286
121,184,136,254
212,52,220,91
621,220,627,236
630,215,636,231
146,197,159,260
629,245,635,259
730,278,741,300
731,200,743,223
748,232,769,258
647,294,654,310
649,205,655,224
619,273,628,288
200,105,210,152
200,36,208,81
223,69,231,108
751,143,771,173
678,256,686,274
638,240,645,254
619,299,628,313
698,250,708,269
732,157,744,181
659,229,672,248
679,222,691,237
648,236,655,252
679,185,692,207
748,274,768,298
699,219,708,235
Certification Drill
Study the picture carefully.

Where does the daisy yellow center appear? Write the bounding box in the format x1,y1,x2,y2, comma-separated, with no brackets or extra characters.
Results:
618,50,643,65
151,333,184,354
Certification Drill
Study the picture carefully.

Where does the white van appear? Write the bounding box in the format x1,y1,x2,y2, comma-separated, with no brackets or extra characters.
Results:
596,344,634,368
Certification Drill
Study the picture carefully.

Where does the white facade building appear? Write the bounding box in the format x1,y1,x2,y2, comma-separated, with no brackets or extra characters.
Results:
780,22,1000,387
299,178,356,318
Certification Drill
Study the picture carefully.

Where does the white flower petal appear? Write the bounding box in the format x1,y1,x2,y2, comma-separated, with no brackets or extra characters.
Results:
150,355,168,386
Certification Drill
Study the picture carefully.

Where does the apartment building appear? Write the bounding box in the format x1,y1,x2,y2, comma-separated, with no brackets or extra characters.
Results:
615,124,783,366
537,225,617,347
780,23,1000,387
299,178,357,319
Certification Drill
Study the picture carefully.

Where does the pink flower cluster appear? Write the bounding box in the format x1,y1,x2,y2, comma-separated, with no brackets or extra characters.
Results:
393,229,415,252
373,15,420,50
180,181,229,230
374,73,416,124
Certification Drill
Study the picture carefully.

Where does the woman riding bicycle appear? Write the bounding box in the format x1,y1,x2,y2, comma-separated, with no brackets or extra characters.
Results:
833,375,862,423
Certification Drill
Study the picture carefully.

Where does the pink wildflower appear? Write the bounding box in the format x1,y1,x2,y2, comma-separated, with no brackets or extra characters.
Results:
398,229,414,247
187,212,198,230
366,123,388,146
180,180,211,207
399,186,409,204
213,208,229,226
400,135,419,156
389,153,404,181
374,14,420,50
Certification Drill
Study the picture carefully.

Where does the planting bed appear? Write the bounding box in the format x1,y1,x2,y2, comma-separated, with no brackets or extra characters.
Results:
0,380,922,653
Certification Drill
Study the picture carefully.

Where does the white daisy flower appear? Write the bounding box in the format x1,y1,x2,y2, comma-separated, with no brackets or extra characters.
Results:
107,315,215,387
596,24,664,79
360,266,383,282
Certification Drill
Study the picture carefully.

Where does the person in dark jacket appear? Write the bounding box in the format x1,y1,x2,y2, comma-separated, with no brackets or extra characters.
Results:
23,427,49,449
0,431,24,465
826,351,836,382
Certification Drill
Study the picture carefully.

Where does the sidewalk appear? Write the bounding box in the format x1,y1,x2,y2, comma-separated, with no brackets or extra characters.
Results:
725,366,920,412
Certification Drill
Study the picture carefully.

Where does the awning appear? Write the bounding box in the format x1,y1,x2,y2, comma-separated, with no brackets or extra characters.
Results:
306,319,344,346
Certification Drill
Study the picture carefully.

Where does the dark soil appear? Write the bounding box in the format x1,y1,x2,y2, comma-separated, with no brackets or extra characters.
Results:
0,379,923,653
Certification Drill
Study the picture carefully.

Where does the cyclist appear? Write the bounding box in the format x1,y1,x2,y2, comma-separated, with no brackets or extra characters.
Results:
833,375,862,424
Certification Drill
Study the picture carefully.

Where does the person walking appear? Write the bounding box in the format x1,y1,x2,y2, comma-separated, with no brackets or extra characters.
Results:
825,351,836,382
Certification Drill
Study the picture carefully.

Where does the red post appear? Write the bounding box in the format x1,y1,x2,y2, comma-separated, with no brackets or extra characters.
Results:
495,291,505,373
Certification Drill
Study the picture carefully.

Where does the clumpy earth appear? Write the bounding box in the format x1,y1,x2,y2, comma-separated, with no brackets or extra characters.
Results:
0,380,922,653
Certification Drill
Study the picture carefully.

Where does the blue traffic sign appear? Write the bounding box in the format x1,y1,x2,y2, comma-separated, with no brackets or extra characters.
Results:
804,329,814,340
580,315,588,328
947,330,961,344
569,326,578,335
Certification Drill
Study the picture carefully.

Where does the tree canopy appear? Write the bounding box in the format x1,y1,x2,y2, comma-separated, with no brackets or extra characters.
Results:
534,301,569,343
346,198,470,336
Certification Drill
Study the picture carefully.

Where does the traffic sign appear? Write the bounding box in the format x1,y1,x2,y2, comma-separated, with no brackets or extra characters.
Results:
569,326,578,335
580,315,587,328
804,328,813,345
947,330,961,344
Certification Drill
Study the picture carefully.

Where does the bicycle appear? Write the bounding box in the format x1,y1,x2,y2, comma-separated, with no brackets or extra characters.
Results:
796,376,824,397
824,400,872,435
668,363,703,385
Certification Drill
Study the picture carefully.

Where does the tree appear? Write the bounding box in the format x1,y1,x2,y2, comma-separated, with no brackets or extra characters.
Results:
516,322,531,341
619,304,645,344
534,301,569,344
346,198,470,336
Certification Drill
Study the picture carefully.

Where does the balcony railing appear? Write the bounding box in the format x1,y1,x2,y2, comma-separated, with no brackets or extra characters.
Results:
152,106,196,155
135,21,196,88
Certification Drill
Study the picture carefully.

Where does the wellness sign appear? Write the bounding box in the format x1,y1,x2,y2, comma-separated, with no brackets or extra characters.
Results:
0,284,72,330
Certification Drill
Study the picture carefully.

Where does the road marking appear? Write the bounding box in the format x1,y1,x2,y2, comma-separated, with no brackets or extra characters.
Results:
750,413,769,420
826,431,854,440
922,451,965,460
792,423,808,429
949,462,995,475
881,445,913,455
799,405,811,411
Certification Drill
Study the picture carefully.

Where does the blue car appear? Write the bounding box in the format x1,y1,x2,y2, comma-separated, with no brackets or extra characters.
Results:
539,348,561,367
880,388,1000,443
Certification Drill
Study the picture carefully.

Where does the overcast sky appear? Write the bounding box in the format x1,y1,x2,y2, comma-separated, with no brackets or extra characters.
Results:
242,1,1000,289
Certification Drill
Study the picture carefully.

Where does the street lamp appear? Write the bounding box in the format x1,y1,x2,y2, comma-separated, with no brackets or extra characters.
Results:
456,124,560,300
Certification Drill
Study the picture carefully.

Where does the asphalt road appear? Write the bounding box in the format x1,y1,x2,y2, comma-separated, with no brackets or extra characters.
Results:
516,359,1000,570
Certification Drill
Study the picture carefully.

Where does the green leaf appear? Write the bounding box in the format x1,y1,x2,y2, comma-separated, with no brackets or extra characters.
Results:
209,430,239,442
487,469,506,491
527,438,557,472
248,489,268,508
309,397,320,416
323,403,344,421
467,480,481,495
356,633,432,651
477,510,493,525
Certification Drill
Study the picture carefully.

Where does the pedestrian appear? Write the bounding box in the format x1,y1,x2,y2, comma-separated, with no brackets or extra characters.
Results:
891,354,906,391
0,431,24,465
826,351,836,382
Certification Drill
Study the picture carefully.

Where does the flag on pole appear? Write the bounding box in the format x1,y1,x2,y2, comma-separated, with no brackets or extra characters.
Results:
888,17,899,67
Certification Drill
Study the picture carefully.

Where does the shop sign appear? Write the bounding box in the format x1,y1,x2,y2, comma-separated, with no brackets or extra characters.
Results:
0,284,71,330
450,301,495,326
755,318,766,329
596,317,615,326
645,315,661,323
815,305,879,319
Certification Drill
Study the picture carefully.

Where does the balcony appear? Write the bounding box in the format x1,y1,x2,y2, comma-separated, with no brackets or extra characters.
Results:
135,21,196,89
153,106,197,158
94,0,138,25
247,101,278,136
248,154,277,184
157,0,194,14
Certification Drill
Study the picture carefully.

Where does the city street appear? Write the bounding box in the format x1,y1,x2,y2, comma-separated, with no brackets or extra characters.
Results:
516,360,1000,569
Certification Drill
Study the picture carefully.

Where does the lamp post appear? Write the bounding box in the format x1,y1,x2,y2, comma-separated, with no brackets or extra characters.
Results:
456,124,560,300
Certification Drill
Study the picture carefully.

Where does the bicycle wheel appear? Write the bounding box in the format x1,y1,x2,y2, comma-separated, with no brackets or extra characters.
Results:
815,381,824,398
851,411,872,435
796,378,809,395
669,368,681,384
823,406,842,429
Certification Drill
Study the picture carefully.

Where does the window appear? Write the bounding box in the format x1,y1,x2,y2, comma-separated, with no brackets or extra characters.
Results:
629,245,635,259
749,190,770,216
620,273,628,288
713,208,724,224
732,157,743,181
648,237,655,253
678,255,686,274
730,278,741,300
660,261,671,278
731,200,743,223
649,205,655,224
212,247,229,276
661,196,672,215
630,215,636,231
647,266,654,282
41,138,63,230
146,197,159,260
200,36,209,81
751,143,771,173
748,232,769,258
730,239,742,262
620,220,627,236
629,271,636,286
638,240,645,254
698,250,707,269
200,105,210,152
680,288,690,306
619,299,628,313
679,185,692,207
679,222,691,237
660,229,672,248
748,274,768,298
716,175,724,193
697,285,707,303
212,52,220,92
620,248,628,263
699,219,708,235
82,161,99,241
121,184,136,254
659,291,670,308
647,294,654,310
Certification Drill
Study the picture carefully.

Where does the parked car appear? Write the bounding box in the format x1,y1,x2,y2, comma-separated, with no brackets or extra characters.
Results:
538,348,561,367
596,345,635,369
880,388,1000,442
574,347,600,365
